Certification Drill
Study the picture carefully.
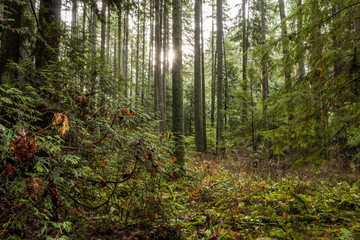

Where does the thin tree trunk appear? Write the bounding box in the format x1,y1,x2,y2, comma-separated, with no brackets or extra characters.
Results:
279,0,291,118
297,0,305,81
90,1,97,96
100,0,106,109
113,27,117,76
223,37,229,129
241,0,248,124
100,0,106,64
148,0,154,109
124,4,129,97
82,3,86,42
71,0,77,38
260,0,268,118
211,0,216,127
194,0,203,152
200,0,207,151
216,0,224,155
172,0,185,165
141,0,146,106
106,6,111,63
130,37,134,97
135,3,141,100
162,0,168,129
117,9,122,76
154,0,164,130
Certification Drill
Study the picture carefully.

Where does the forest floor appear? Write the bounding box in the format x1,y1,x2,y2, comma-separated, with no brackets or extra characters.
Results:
70,148,360,240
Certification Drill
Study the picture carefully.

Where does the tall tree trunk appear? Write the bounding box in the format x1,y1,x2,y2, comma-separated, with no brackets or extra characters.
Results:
82,3,87,42
148,0,154,109
162,0,168,129
141,0,146,106
106,6,111,63
297,0,305,81
200,0,207,151
101,0,106,62
194,0,203,152
260,0,268,117
154,0,164,130
223,37,229,128
211,0,216,127
279,0,291,117
154,0,160,112
0,0,25,84
260,0,269,134
241,0,248,124
172,0,185,165
135,3,141,100
130,37,134,97
100,0,106,107
123,4,129,97
90,1,97,95
117,9,122,76
216,0,224,155
113,26,117,76
71,0,77,38
35,0,61,68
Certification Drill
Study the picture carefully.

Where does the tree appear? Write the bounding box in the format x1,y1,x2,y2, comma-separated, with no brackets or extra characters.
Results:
0,0,25,84
141,0,146,106
135,2,141,100
154,0,165,130
194,0,203,152
123,1,129,97
260,0,268,118
216,0,224,154
172,0,185,165
241,0,248,124
148,0,154,108
279,0,291,117
35,0,61,68
211,0,216,127
162,0,168,128
200,0,207,151
71,0,77,38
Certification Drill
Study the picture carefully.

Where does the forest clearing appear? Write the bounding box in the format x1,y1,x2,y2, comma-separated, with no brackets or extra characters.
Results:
1,0,360,239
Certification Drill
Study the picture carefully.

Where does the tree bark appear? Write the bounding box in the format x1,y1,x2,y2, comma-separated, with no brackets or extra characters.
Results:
211,0,216,127
0,0,25,84
260,0,268,117
141,0,146,106
216,0,224,155
148,0,154,109
241,0,248,124
279,0,291,98
172,0,185,165
200,0,207,151
123,3,129,97
35,0,61,68
194,0,203,152
71,0,77,38
162,0,168,129
106,6,111,63
135,2,141,100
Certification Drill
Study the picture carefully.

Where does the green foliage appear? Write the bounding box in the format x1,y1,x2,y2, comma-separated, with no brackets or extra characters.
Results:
0,37,180,239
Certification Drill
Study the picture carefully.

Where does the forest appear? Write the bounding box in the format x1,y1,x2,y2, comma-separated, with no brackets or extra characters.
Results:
1,0,360,239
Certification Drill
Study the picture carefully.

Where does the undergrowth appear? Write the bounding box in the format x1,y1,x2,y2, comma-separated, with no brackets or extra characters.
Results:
1,82,360,239
37,154,360,239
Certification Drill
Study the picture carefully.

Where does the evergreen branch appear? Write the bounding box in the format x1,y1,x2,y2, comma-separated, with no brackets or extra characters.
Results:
320,2,360,25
